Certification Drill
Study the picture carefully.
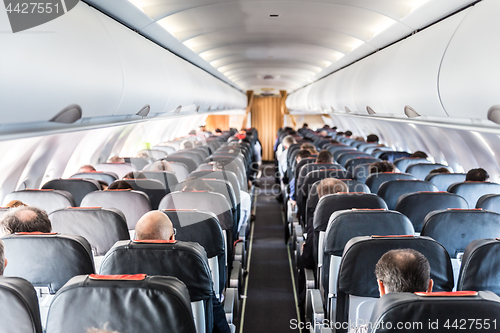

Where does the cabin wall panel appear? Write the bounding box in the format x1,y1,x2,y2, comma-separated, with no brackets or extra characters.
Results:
439,0,500,120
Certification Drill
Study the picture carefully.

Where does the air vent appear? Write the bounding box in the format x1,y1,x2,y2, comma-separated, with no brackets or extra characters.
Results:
50,104,82,124
404,105,420,118
263,75,274,80
366,106,376,115
136,105,150,117
487,105,500,125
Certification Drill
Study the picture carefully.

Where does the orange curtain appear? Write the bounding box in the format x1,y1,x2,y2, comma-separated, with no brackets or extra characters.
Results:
205,115,229,132
251,96,284,161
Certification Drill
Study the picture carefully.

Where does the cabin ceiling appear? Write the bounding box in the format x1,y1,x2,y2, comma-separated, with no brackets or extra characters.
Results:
85,0,476,95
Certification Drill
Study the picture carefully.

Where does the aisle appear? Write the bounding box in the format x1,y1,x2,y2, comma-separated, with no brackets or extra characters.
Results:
241,164,299,332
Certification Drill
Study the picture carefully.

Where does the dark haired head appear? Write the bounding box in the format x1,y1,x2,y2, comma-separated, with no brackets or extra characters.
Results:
466,168,489,182
375,249,431,293
296,150,312,161
302,123,309,128
429,167,450,174
215,128,222,133
1,206,51,234
411,151,428,159
316,150,334,164
345,131,353,137
369,161,395,174
108,180,134,190
366,134,379,143
123,171,146,180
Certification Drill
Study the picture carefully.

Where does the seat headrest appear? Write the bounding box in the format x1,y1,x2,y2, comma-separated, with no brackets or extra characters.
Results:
81,190,151,229
159,191,233,231
314,193,388,232
94,163,135,179
448,182,500,208
406,163,453,180
368,291,500,333
163,210,225,259
393,158,430,173
0,276,42,333
395,192,468,232
424,173,466,191
46,274,196,333
49,207,129,256
325,210,414,256
339,236,454,297
100,240,213,302
476,193,500,212
3,189,75,213
365,173,416,193
377,180,438,210
70,171,118,185
422,209,500,259
459,238,500,295
3,233,94,293
42,178,101,206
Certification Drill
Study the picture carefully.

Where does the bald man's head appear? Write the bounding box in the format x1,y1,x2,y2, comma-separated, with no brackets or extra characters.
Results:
135,211,175,241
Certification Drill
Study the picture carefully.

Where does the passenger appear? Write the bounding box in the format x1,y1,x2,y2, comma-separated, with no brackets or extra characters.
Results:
302,123,309,129
466,168,489,182
410,151,429,159
429,167,451,174
78,164,96,173
97,180,109,191
108,156,125,163
0,239,6,275
181,140,194,149
278,135,297,178
108,180,133,190
0,206,52,234
315,150,334,164
214,128,222,135
353,249,434,333
135,211,230,333
142,160,174,173
345,130,353,138
297,178,348,320
366,134,379,143
300,142,317,155
289,150,313,205
4,200,27,208
369,161,396,174
123,171,147,180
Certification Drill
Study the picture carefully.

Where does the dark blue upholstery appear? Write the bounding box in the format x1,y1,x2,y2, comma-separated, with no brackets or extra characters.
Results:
406,163,453,180
377,180,438,210
424,173,466,191
448,182,500,208
365,172,416,194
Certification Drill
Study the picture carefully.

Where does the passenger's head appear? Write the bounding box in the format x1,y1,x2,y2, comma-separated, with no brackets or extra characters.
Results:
345,131,353,137
300,142,317,154
181,140,194,149
1,206,51,234
215,128,222,134
0,239,6,276
369,161,396,174
135,211,175,241
319,130,328,137
78,165,96,173
5,200,27,208
366,134,379,143
282,135,297,149
108,180,134,190
97,180,109,191
411,151,428,159
375,249,433,296
143,160,174,173
296,150,312,163
316,150,334,164
317,178,348,198
123,171,146,180
108,156,125,163
302,123,309,128
466,168,489,182
429,167,450,174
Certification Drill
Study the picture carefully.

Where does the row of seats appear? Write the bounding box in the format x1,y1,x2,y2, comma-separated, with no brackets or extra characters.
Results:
0,128,258,333
277,127,500,332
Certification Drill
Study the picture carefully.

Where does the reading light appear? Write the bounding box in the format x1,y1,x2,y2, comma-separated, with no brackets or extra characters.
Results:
366,106,376,115
404,105,421,118
50,104,82,124
174,105,182,114
136,105,150,117
487,105,500,125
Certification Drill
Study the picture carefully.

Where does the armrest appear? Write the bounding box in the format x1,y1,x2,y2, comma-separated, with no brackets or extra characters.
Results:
224,287,238,324
294,224,304,243
230,260,242,289
305,268,316,289
234,241,244,262
306,289,325,327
